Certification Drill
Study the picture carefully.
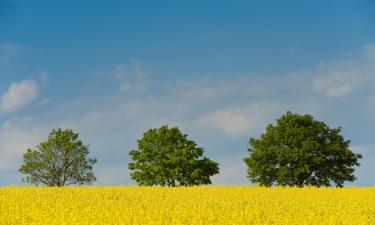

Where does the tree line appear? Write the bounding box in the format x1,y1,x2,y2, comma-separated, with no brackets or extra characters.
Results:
18,111,362,187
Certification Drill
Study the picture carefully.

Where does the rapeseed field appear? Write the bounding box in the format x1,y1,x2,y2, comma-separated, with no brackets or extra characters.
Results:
0,186,374,225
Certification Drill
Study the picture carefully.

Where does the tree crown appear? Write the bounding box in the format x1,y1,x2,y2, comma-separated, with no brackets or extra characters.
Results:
19,128,97,186
244,111,362,187
128,125,219,186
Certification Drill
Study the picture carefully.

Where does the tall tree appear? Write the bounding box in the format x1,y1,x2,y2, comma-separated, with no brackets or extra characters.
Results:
19,129,97,186
129,125,219,186
244,111,362,187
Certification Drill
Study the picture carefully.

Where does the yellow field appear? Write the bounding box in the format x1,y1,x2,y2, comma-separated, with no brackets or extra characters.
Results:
0,186,374,225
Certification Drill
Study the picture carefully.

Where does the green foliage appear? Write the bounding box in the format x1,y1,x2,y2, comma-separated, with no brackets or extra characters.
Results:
129,125,219,186
244,111,362,187
19,129,97,186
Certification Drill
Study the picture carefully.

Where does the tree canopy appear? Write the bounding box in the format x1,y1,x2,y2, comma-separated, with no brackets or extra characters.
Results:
244,111,362,187
19,128,97,186
128,125,219,186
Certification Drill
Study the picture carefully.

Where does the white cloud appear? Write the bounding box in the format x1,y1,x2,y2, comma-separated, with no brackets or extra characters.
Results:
95,164,130,185
212,162,248,185
0,117,45,171
0,80,40,113
313,61,364,99
197,104,276,137
312,44,375,99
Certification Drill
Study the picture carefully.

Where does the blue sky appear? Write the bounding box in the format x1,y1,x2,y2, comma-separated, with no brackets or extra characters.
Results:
0,0,375,186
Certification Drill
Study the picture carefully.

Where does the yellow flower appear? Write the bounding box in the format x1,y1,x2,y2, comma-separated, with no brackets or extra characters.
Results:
0,186,374,224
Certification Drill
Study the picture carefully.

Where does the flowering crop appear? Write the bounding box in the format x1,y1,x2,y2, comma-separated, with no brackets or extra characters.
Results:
0,186,374,224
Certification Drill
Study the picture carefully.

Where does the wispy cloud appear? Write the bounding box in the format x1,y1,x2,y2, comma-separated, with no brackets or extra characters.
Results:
0,117,45,172
312,44,375,99
38,71,49,84
0,42,23,64
363,44,375,62
197,104,276,137
115,60,151,94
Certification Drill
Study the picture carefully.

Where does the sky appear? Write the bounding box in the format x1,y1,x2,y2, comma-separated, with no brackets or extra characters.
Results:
0,0,375,186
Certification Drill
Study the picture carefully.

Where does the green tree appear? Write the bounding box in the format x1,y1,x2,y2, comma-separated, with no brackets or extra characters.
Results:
244,111,362,187
129,125,219,186
19,129,97,186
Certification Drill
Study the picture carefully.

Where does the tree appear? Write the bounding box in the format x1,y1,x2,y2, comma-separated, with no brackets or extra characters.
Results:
128,125,219,186
19,129,97,186
244,111,362,187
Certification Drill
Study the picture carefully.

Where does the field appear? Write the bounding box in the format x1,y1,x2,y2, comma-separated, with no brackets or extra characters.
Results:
0,186,374,225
